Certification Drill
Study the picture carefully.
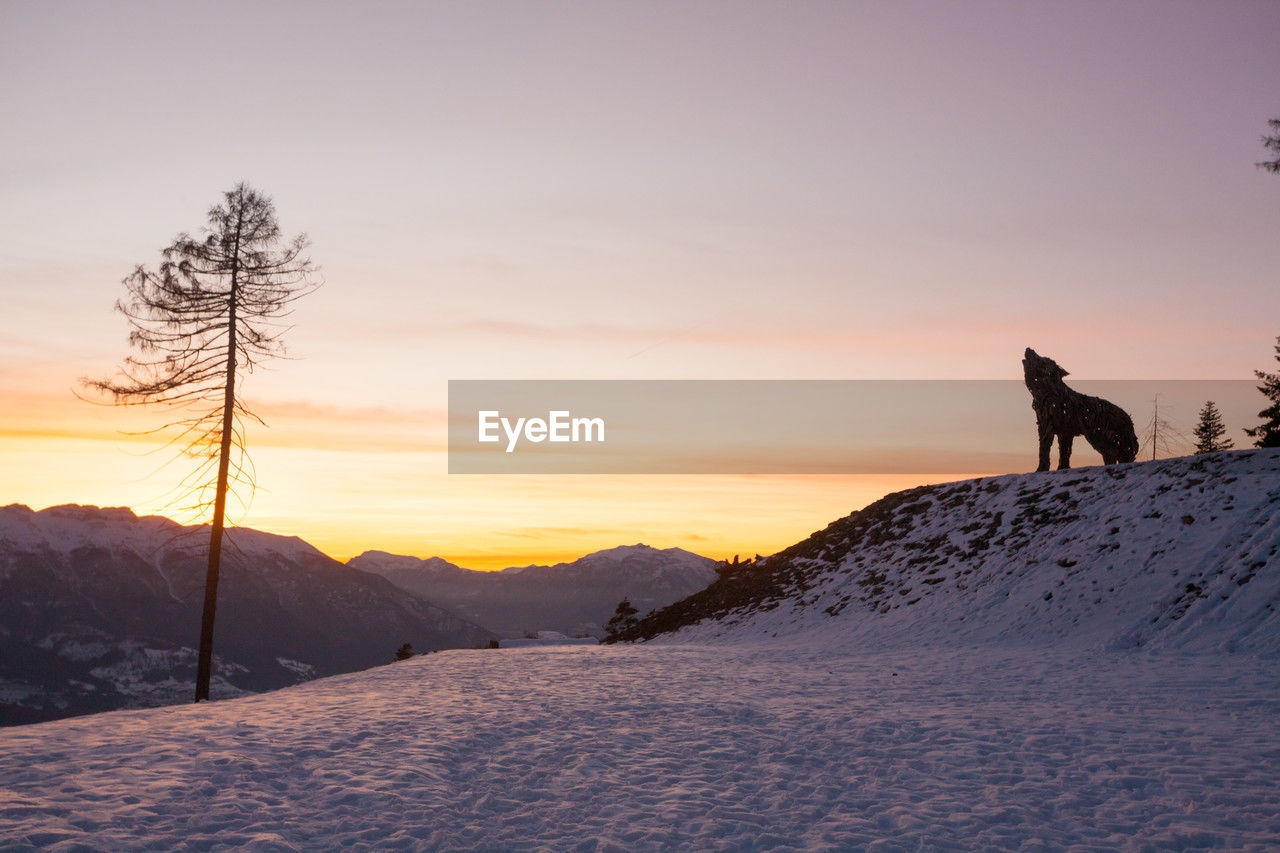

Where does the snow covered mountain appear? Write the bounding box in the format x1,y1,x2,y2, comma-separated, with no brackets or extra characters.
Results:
619,449,1280,654
348,544,718,638
0,504,495,725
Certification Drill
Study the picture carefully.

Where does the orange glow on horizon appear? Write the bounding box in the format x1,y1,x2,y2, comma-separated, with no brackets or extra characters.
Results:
0,411,983,570
1,377,1238,570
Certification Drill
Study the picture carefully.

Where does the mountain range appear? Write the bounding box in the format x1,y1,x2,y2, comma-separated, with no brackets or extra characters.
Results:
347,544,719,638
7,449,1275,728
0,505,719,725
0,504,496,725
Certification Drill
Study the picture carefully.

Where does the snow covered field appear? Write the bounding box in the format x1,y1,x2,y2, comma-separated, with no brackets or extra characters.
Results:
2,642,1278,851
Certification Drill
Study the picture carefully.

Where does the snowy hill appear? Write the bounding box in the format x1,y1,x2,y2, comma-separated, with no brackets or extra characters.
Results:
349,543,718,638
0,505,495,725
619,450,1280,654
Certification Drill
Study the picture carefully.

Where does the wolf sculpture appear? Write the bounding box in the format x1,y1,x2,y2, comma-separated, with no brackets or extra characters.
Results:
1022,347,1139,471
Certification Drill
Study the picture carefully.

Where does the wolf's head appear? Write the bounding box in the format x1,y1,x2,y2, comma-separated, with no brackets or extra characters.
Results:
1022,347,1069,390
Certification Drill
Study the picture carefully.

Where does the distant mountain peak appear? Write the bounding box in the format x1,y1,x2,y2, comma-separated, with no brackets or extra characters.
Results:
590,543,657,557
40,503,141,521
349,542,719,639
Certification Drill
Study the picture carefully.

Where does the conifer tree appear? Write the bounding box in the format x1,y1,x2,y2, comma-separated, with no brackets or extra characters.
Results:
1243,336,1280,448
1192,401,1233,454
85,183,318,702
1259,117,1280,174
1242,125,1280,447
605,598,639,638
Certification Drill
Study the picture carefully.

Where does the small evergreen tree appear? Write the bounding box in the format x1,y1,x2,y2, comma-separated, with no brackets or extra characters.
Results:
1193,401,1234,454
1243,336,1280,448
394,643,414,661
604,598,639,638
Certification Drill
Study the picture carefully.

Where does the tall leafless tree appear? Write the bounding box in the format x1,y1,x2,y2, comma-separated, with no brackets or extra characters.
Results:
85,183,318,701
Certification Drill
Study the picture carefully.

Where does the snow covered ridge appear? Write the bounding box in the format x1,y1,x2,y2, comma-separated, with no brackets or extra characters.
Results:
621,450,1280,655
0,502,324,563
0,505,495,726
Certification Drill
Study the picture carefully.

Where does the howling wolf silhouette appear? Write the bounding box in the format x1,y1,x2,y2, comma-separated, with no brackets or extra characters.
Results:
1022,348,1139,471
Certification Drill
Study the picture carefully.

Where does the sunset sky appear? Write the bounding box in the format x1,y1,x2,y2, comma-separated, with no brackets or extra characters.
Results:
3,1,1279,567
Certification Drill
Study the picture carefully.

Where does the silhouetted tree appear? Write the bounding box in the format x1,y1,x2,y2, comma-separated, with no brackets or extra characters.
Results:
395,643,415,661
1192,401,1233,454
1138,395,1191,461
605,598,639,638
1259,118,1280,174
84,183,318,702
716,553,761,579
1244,336,1280,448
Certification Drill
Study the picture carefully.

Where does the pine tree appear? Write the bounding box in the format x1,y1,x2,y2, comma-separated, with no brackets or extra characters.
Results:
1244,336,1280,448
395,643,415,661
604,598,639,638
1259,117,1280,175
85,183,318,702
1243,126,1280,447
1192,401,1233,454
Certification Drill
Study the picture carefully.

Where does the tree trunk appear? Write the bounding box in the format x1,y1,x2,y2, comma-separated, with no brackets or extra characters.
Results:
195,231,242,702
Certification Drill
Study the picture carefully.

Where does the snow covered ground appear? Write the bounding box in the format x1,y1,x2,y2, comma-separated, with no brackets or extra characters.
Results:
2,642,1278,851
3,453,1276,847
499,630,600,648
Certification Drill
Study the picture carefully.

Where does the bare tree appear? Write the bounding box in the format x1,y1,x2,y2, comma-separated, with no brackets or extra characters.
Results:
85,183,318,702
1137,395,1192,462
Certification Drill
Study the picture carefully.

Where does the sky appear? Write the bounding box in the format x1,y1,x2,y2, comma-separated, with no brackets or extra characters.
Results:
2,0,1278,567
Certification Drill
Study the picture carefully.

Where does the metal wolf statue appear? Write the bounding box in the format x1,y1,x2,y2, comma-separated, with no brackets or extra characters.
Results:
1022,348,1139,471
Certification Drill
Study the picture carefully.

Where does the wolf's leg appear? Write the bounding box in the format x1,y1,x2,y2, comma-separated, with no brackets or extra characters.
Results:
1057,433,1073,469
1037,422,1053,472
